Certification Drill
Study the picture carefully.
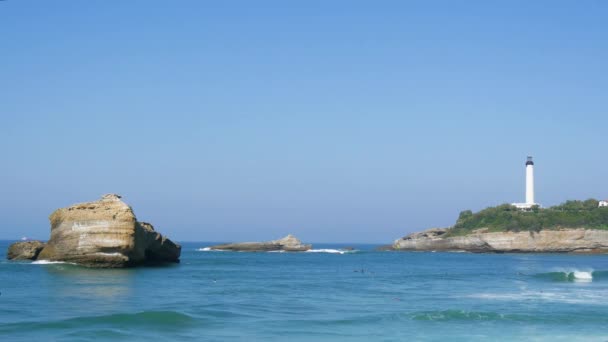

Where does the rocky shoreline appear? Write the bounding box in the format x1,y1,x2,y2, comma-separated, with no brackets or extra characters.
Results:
8,194,608,266
393,227,608,253
7,194,181,267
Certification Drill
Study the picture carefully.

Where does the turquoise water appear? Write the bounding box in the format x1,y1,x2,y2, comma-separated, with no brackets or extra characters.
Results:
1,241,608,341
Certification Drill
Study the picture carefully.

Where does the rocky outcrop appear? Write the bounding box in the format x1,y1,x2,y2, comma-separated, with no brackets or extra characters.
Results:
7,240,46,260
209,234,312,252
135,222,181,263
393,228,608,253
374,244,395,251
9,194,181,267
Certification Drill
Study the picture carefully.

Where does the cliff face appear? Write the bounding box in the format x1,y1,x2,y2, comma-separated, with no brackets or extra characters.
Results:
32,194,181,267
393,228,608,253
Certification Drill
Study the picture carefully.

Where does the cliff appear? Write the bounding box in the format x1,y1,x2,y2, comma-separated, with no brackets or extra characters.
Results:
9,194,181,267
393,227,608,253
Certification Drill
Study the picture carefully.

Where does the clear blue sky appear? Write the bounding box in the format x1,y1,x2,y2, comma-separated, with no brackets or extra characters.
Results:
1,1,607,243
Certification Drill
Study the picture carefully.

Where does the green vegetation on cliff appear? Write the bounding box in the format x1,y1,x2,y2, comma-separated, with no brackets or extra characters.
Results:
446,199,608,237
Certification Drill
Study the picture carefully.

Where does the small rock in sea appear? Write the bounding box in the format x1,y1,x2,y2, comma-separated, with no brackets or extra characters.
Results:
208,234,312,252
6,240,46,260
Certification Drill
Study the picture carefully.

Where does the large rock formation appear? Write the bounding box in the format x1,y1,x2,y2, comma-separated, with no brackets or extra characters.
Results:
393,228,608,253
209,234,312,252
8,194,181,267
7,240,46,260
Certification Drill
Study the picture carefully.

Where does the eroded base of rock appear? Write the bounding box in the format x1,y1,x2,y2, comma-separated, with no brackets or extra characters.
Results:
393,228,608,253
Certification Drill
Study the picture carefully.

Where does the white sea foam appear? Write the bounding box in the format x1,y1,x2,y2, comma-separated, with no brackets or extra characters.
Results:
470,288,607,305
572,271,593,282
197,247,212,251
31,260,73,265
305,249,350,254
554,268,594,282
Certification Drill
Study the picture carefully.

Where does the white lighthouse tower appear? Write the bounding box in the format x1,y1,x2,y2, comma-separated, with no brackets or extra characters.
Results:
513,156,538,210
525,156,535,205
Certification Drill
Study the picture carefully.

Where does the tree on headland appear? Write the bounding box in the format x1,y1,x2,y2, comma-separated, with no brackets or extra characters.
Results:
446,199,608,236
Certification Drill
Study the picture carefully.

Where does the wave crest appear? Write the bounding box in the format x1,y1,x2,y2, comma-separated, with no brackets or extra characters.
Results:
31,260,75,265
0,311,196,334
305,249,356,254
532,269,604,282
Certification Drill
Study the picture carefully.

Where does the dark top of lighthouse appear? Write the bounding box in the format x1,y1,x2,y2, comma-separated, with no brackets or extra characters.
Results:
526,156,534,166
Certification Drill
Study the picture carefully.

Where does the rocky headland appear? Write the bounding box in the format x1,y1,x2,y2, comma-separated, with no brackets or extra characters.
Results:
393,228,608,253
392,200,608,253
7,194,181,267
208,234,312,252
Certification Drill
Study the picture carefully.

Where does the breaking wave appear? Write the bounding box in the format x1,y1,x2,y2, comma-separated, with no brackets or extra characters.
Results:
305,249,356,254
532,269,608,282
196,247,228,252
31,260,75,265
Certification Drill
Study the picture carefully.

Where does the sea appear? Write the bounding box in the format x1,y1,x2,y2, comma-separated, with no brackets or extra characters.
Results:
1,240,607,341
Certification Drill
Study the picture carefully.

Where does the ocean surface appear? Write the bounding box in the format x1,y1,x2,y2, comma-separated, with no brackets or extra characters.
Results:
1,240,608,341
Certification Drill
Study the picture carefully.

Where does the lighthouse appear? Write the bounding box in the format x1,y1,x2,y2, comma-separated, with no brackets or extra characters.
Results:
525,156,534,205
512,156,538,210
